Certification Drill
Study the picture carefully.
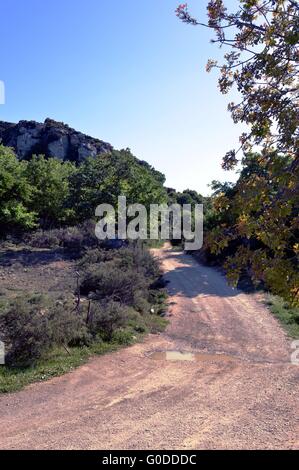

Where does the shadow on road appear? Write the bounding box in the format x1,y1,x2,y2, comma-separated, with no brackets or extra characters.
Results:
162,250,239,299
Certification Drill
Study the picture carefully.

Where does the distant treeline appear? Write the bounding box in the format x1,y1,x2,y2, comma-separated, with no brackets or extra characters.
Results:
0,145,168,233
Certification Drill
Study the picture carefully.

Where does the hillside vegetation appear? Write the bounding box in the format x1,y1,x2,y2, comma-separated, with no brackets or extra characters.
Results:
0,144,171,391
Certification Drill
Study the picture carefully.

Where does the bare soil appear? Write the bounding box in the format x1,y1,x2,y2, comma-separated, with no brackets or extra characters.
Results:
0,245,298,450
0,246,77,298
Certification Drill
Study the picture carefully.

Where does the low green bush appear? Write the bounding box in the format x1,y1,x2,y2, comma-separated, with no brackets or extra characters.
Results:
111,329,134,345
265,294,299,338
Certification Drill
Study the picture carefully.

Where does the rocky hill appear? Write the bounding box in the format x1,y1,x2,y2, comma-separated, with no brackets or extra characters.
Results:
0,118,113,163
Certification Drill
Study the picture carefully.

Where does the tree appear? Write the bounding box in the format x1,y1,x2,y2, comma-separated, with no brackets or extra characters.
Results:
177,1,299,304
0,145,36,233
69,149,168,221
206,153,299,304
25,155,76,228
176,1,299,168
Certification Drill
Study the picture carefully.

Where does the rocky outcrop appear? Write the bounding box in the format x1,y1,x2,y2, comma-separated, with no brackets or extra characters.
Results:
0,118,113,163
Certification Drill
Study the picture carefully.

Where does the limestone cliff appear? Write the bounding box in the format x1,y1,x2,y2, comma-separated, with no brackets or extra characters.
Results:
0,118,113,163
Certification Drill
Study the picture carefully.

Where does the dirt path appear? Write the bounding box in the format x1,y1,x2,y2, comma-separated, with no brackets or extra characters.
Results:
0,246,298,450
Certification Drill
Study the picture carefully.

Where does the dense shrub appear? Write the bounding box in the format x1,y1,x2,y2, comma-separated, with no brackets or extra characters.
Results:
132,291,151,314
24,220,98,251
78,248,116,267
80,245,162,310
24,229,61,249
81,262,147,304
81,244,161,278
88,301,129,341
1,297,53,366
47,300,91,347
0,296,89,366
127,247,161,279
62,220,98,251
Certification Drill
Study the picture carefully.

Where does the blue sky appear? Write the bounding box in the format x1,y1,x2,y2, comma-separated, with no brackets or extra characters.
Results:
0,0,242,194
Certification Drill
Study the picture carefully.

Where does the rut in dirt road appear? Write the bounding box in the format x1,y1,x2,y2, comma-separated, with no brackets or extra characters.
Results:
0,246,298,450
